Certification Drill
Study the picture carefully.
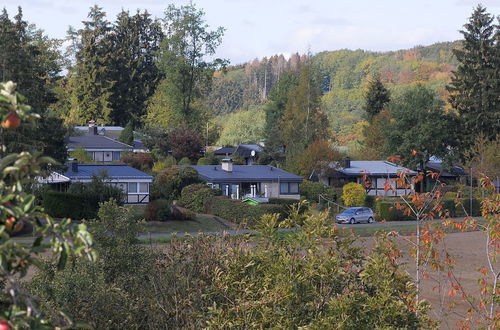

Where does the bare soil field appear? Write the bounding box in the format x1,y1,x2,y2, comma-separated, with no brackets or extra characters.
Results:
358,231,498,329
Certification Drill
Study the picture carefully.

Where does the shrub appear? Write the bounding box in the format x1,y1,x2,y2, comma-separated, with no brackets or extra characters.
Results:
178,184,221,213
375,200,415,221
197,157,211,165
364,195,375,208
178,157,192,165
341,183,366,206
208,196,286,228
145,199,174,221
152,166,202,200
152,156,177,173
300,180,336,202
121,152,155,171
42,190,87,219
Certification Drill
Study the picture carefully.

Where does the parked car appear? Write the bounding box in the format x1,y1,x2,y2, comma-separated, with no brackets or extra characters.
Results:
336,207,375,224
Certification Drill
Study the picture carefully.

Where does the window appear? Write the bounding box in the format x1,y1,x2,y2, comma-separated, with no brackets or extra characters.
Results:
128,182,137,193
280,182,300,195
112,152,121,161
139,182,149,193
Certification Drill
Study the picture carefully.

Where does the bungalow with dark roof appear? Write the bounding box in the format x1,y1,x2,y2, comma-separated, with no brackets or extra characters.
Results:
38,163,153,204
315,159,416,197
192,159,302,200
213,144,263,165
67,123,133,162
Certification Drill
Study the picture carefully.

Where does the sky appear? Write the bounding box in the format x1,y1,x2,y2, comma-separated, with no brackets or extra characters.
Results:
3,0,500,65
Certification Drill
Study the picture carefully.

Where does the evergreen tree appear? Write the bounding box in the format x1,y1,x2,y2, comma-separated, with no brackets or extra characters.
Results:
279,62,329,166
263,72,298,160
447,5,499,152
0,7,67,163
363,74,390,121
71,5,113,124
146,3,227,131
118,121,134,146
108,10,163,126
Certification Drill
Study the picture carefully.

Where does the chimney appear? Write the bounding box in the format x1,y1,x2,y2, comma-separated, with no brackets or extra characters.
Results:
71,160,78,173
221,158,233,172
343,157,351,168
88,120,97,135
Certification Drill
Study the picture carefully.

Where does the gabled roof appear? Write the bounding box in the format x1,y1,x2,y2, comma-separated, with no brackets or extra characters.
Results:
425,161,466,177
214,147,236,156
62,164,153,180
234,144,263,158
191,165,302,183
331,161,416,177
67,135,133,150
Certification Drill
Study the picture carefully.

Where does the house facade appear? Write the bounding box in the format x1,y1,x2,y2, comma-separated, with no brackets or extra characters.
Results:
316,159,416,197
40,163,153,204
67,124,133,162
74,125,147,153
192,160,302,200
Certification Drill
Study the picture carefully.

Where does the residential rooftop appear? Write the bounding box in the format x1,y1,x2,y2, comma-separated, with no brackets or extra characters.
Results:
62,164,153,180
67,135,133,150
332,160,416,177
191,165,302,183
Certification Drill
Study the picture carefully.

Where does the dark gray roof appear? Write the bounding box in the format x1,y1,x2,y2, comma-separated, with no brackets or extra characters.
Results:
214,147,236,156
63,164,153,180
330,161,416,177
67,135,133,150
425,161,466,177
234,144,263,158
191,165,302,183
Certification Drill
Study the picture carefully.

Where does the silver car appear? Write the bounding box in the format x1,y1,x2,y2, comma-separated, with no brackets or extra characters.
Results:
336,207,375,224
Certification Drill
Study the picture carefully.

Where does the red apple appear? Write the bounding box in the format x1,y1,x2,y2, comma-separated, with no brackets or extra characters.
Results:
1,112,21,129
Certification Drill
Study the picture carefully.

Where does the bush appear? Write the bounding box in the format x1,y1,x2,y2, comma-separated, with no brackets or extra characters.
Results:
364,195,375,208
152,166,202,200
145,199,172,221
42,190,88,219
300,180,337,202
341,183,366,206
375,200,415,221
178,184,221,213
121,152,155,171
208,196,286,228
152,156,177,173
178,157,192,165
197,157,211,165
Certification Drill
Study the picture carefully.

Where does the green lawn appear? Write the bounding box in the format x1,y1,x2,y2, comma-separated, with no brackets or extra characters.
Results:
142,213,229,234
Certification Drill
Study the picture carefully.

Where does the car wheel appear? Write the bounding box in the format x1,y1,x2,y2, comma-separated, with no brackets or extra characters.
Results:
350,218,355,224
368,217,374,223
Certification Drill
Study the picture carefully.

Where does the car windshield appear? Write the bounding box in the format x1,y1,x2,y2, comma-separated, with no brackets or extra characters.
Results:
342,208,358,215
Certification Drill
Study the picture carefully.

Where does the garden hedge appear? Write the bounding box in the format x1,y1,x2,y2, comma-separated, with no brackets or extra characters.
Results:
374,197,482,221
42,190,89,219
208,196,287,228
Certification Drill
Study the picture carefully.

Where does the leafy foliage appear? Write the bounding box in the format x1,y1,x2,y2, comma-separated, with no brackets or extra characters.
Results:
169,127,203,161
341,182,367,206
121,152,154,172
364,74,390,120
178,183,221,213
118,121,134,145
300,180,337,202
217,107,265,146
69,146,93,163
152,166,202,201
0,81,96,327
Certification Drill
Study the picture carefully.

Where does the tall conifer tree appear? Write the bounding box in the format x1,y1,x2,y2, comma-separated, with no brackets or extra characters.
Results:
72,5,113,124
447,5,499,151
363,74,390,121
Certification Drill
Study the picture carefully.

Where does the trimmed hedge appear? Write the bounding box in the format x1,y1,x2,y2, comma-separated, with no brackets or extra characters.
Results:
374,197,482,221
268,198,300,208
208,196,287,228
42,190,89,219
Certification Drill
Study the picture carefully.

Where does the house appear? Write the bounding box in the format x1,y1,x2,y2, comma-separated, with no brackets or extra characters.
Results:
424,159,466,184
38,163,153,204
191,159,302,200
74,124,148,153
315,159,416,197
67,124,133,162
213,144,263,165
